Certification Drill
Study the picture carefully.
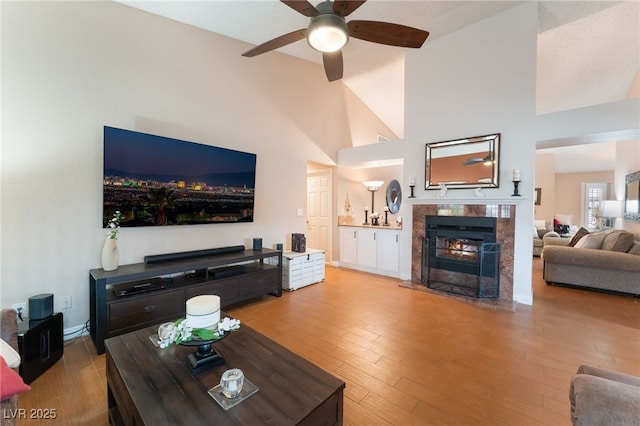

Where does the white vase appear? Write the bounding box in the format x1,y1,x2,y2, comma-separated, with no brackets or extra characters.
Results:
101,238,119,271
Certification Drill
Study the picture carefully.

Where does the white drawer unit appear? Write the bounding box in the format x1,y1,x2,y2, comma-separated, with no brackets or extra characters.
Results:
282,249,325,291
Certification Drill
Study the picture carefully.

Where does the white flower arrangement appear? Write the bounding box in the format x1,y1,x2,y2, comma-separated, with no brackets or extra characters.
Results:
157,317,241,349
370,212,381,220
107,211,122,239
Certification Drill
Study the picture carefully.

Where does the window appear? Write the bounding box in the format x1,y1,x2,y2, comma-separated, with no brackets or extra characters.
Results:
583,183,608,229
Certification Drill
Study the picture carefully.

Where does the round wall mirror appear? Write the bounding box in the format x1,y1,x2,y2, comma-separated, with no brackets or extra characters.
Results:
386,180,402,214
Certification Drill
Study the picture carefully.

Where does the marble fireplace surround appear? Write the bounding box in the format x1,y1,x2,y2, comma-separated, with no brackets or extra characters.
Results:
409,202,516,310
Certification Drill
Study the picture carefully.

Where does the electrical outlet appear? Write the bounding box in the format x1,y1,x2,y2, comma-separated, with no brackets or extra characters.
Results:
63,295,72,310
12,302,27,319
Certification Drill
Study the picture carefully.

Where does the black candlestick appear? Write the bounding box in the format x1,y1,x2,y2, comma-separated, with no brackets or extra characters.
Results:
384,210,389,226
512,180,521,196
409,185,416,198
363,210,369,225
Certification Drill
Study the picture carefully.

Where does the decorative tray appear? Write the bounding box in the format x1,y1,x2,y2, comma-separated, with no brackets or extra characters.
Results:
208,378,259,410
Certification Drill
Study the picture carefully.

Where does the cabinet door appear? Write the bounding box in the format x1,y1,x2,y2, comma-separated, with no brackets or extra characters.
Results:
377,230,400,272
238,268,279,299
339,228,358,265
356,228,378,268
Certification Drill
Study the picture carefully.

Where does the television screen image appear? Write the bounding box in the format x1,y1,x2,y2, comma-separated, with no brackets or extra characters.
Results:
103,126,256,227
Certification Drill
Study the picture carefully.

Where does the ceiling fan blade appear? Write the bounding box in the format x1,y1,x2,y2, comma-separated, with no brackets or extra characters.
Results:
323,51,343,82
348,20,429,48
463,158,483,166
242,29,307,57
280,0,319,17
333,1,367,17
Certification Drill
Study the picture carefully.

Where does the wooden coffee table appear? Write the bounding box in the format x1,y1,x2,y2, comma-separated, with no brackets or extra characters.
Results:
105,320,344,425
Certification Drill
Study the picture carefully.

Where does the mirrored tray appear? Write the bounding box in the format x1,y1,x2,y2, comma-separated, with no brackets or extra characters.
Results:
208,378,259,410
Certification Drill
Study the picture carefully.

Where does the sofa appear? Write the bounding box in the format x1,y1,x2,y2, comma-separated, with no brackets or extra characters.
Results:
533,216,578,257
1,309,30,426
543,229,640,295
570,364,640,425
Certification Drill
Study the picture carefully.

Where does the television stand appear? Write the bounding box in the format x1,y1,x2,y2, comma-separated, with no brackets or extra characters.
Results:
89,247,282,355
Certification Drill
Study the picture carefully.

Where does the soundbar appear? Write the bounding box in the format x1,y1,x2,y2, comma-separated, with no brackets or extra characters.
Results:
144,245,245,264
113,278,167,297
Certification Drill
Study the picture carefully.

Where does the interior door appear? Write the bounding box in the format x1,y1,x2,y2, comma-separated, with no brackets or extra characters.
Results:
307,169,332,260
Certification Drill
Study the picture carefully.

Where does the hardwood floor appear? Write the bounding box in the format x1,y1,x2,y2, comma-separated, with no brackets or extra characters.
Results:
16,258,639,425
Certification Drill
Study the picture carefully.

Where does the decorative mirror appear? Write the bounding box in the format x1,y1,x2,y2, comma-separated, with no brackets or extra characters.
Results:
386,180,402,214
425,133,500,189
624,170,640,223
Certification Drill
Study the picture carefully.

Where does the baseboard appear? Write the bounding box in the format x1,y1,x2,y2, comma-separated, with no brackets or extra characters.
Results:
63,323,90,341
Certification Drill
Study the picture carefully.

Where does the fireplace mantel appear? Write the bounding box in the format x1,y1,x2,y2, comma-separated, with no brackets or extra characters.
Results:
407,196,528,206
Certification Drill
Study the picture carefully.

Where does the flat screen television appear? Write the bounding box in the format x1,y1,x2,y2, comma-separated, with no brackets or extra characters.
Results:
103,126,256,227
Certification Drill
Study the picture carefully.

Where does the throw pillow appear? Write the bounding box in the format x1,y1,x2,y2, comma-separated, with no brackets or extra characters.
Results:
554,214,573,227
574,232,606,250
0,356,30,400
0,338,20,368
601,231,635,252
534,220,546,231
568,227,589,247
628,242,640,255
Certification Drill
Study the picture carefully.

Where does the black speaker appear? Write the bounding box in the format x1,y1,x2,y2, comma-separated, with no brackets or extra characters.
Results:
29,293,53,320
253,238,262,251
18,312,63,384
144,245,245,264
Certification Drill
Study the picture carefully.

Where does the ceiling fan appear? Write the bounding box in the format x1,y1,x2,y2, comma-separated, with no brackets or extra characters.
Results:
241,0,429,82
463,153,493,166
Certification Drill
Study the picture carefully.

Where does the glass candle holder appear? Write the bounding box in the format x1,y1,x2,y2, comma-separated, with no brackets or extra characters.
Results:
220,368,244,398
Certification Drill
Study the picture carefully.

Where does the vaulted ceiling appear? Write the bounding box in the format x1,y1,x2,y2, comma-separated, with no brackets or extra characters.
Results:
119,1,639,172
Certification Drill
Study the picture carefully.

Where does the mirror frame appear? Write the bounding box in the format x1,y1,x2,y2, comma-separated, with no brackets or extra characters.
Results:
624,170,640,223
386,180,402,214
425,133,500,190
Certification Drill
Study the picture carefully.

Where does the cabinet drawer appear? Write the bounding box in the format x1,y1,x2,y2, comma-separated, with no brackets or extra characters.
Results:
109,290,183,332
239,269,279,298
184,278,239,307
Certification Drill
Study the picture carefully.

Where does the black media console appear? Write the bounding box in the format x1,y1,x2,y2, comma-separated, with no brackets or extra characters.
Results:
89,247,282,355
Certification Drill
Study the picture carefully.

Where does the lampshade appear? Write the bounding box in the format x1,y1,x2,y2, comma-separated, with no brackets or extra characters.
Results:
307,14,349,53
363,181,384,191
601,200,622,218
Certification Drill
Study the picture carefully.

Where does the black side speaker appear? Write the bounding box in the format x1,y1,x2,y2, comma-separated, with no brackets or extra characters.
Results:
18,312,64,384
29,293,53,320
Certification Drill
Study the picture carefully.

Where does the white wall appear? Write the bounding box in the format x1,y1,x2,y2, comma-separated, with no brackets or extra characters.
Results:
0,2,392,329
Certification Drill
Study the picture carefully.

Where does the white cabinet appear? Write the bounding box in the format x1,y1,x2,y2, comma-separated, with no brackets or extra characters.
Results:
282,249,325,291
338,227,357,265
377,230,400,273
356,228,378,268
338,226,401,277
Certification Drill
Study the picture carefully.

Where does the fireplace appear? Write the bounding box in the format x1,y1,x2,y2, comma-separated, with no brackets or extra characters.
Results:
409,203,516,309
422,215,500,298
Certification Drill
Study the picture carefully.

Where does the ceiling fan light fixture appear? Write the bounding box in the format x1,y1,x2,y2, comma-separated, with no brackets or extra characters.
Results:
307,14,348,53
